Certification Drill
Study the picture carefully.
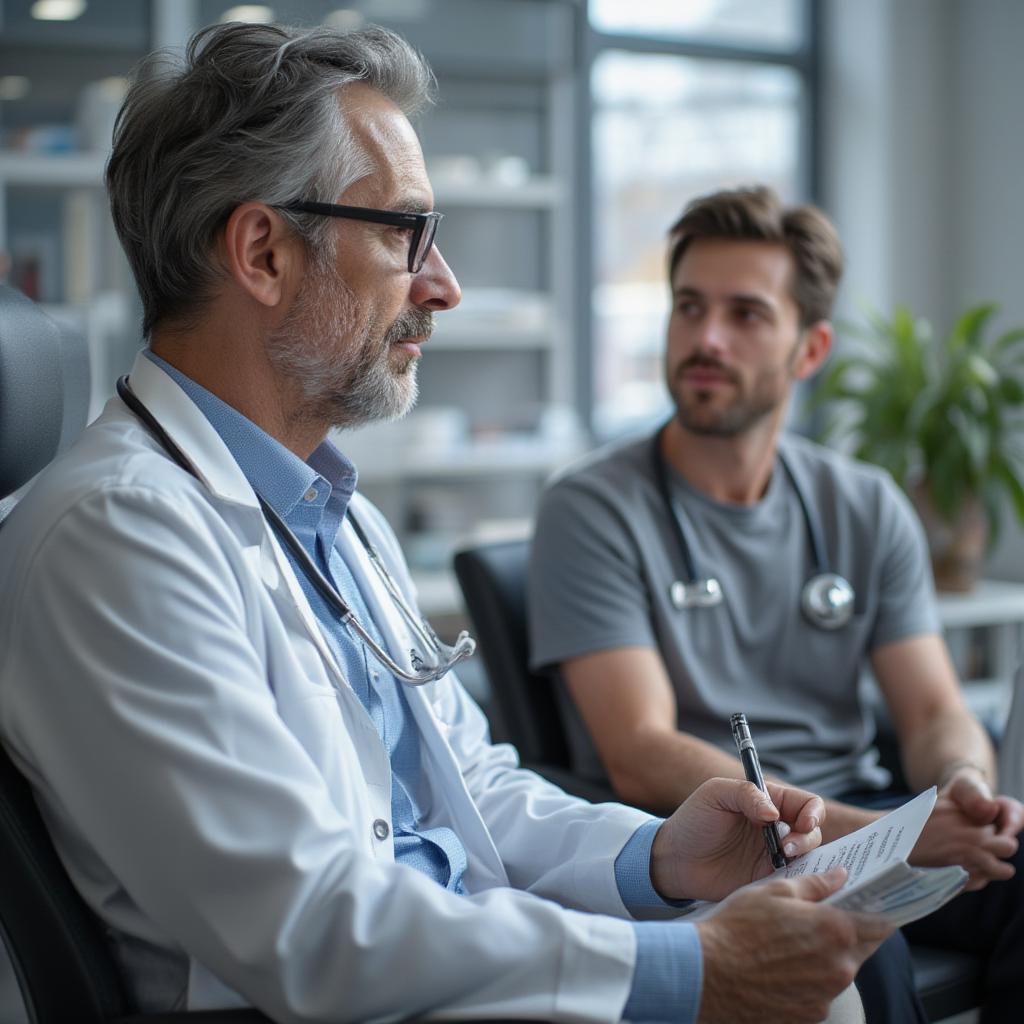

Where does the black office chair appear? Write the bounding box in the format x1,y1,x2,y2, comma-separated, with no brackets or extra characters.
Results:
0,284,271,1024
452,538,616,805
453,536,984,1023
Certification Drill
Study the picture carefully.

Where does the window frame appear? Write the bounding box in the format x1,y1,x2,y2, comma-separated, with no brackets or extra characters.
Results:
574,0,822,437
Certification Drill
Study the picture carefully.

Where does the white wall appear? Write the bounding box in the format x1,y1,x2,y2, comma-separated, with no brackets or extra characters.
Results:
822,0,1024,579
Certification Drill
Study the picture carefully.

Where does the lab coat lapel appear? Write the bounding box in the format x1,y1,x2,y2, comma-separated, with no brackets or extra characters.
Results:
123,353,361,703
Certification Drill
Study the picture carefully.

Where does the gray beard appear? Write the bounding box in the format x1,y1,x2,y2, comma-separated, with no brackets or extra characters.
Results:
266,270,430,431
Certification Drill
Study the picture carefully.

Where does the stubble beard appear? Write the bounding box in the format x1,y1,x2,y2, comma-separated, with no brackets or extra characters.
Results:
667,342,800,439
672,380,778,438
266,261,432,431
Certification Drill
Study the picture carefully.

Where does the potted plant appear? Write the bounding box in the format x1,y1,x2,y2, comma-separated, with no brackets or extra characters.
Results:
810,303,1024,591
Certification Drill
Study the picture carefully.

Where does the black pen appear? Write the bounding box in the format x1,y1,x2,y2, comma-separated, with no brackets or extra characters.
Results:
730,712,787,869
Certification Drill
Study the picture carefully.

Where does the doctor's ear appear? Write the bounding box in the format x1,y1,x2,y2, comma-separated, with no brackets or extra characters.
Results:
793,320,833,381
221,202,303,309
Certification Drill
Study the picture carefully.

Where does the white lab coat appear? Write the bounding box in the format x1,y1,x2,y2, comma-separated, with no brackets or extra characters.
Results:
0,353,656,1023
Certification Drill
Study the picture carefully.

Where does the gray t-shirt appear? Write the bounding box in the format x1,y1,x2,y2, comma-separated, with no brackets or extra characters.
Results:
527,431,940,797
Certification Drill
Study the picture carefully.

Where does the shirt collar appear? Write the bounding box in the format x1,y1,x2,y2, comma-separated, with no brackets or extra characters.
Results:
142,350,359,520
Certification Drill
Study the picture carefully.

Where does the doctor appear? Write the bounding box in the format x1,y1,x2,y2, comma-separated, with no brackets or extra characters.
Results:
527,185,1024,1023
0,23,885,1024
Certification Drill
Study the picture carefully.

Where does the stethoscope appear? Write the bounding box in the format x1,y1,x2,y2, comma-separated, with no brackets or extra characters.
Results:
652,426,856,630
116,376,476,685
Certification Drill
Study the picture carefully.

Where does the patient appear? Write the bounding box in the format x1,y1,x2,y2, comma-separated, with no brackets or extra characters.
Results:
528,185,1024,1023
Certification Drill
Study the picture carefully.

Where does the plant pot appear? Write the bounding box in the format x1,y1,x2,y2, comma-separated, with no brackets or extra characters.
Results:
909,485,988,593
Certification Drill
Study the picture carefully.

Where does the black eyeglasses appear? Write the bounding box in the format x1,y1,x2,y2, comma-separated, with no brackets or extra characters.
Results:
282,201,443,273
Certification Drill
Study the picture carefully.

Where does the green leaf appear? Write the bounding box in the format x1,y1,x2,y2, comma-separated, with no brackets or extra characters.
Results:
993,457,1024,525
815,301,1024,537
992,327,1024,360
998,376,1024,404
948,302,999,353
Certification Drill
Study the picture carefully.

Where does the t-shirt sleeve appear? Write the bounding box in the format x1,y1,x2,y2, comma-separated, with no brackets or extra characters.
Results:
869,476,942,649
528,475,658,671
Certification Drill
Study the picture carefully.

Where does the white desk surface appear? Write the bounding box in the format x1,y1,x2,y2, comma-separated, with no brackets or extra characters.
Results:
936,579,1024,629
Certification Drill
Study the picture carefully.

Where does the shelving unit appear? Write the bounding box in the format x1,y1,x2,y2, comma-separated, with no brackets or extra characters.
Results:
433,175,564,208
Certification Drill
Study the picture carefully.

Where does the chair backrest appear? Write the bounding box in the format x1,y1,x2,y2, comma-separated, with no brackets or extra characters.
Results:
453,538,570,768
0,745,134,1023
0,285,126,1023
454,536,577,770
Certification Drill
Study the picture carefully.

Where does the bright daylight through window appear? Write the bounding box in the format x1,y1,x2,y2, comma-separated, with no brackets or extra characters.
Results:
588,0,809,439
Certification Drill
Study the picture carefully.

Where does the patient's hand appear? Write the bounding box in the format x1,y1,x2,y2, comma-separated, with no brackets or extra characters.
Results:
650,777,824,903
910,770,1024,890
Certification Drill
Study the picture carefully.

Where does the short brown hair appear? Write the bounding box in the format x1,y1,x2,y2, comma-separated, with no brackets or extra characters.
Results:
667,186,843,327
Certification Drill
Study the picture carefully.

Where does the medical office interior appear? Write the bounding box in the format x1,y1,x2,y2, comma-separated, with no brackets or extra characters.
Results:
1,0,1024,1021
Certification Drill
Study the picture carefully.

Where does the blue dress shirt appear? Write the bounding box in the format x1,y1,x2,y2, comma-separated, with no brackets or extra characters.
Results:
142,350,701,1021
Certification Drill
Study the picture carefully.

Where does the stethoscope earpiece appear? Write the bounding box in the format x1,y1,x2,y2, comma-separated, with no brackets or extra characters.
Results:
669,577,723,610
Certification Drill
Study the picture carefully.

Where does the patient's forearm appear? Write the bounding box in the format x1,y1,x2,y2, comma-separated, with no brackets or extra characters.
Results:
603,729,747,814
900,707,996,792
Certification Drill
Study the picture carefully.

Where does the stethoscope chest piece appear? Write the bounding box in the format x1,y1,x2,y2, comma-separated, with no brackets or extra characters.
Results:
670,577,724,610
800,572,855,630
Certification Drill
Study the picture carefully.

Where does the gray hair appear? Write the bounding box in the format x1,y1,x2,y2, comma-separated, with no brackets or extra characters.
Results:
105,21,436,337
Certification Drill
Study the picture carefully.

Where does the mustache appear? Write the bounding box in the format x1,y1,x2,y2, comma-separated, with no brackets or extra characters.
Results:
676,355,739,384
385,309,434,345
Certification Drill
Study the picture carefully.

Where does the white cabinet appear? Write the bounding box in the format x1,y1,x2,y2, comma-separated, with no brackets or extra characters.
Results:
937,579,1024,735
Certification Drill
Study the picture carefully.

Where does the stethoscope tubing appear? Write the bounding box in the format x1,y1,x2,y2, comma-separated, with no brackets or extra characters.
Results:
651,423,855,630
115,376,474,685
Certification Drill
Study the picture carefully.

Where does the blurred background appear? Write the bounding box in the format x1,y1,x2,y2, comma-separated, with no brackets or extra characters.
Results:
2,0,1023,759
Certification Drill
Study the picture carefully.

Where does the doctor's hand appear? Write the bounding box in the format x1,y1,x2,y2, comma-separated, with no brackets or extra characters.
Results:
649,777,824,904
695,867,893,1024
911,769,1024,891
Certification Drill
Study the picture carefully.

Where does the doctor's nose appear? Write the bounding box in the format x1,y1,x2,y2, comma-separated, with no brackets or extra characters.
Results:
410,245,461,312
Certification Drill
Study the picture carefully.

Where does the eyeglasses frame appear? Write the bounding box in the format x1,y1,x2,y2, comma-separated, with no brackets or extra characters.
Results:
281,200,443,273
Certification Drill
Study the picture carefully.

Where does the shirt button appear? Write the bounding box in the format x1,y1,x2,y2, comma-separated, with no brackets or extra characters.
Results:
372,819,390,841
303,488,318,502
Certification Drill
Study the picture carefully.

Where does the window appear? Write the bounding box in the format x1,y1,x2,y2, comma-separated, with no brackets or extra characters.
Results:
589,0,804,50
587,0,816,439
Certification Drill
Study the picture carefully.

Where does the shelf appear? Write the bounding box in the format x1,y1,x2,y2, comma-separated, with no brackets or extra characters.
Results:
354,436,582,483
432,176,563,208
430,324,553,350
0,151,107,188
